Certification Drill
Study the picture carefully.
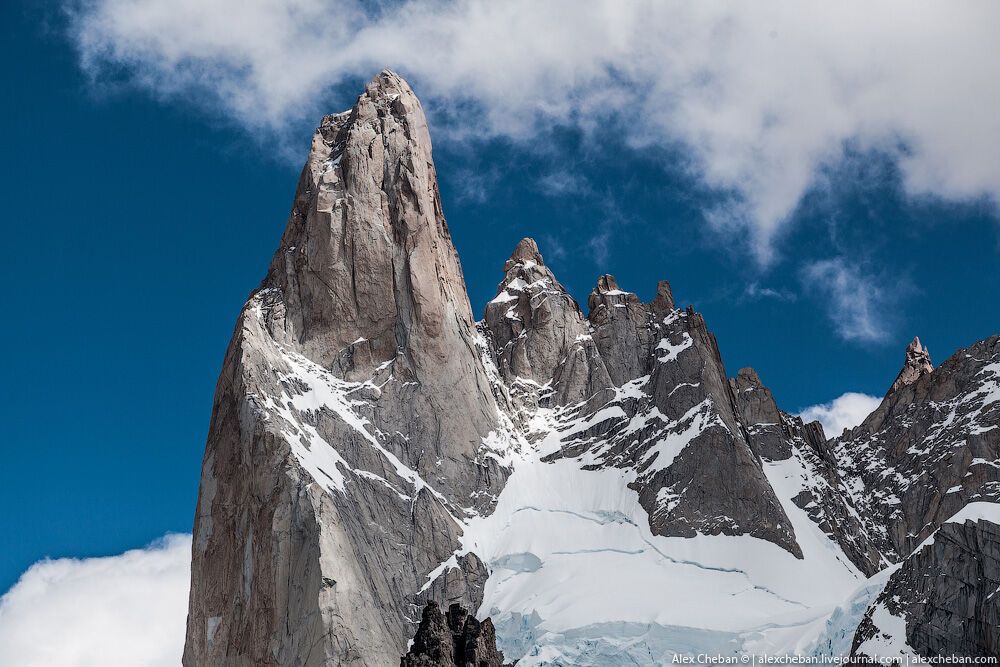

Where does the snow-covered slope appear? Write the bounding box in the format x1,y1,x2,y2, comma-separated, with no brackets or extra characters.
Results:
459,430,864,664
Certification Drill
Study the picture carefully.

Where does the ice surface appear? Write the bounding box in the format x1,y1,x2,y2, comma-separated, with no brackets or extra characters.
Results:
447,443,866,663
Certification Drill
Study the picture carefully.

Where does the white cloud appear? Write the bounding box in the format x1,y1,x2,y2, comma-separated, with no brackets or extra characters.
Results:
537,170,591,198
799,392,882,438
588,227,612,266
801,258,894,343
67,1,1000,261
452,165,501,204
541,234,568,264
743,281,796,303
0,534,191,667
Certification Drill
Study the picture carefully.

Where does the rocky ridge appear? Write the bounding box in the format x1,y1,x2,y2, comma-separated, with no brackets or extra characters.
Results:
482,242,801,554
838,336,1000,657
831,336,1000,562
401,601,511,667
730,368,885,575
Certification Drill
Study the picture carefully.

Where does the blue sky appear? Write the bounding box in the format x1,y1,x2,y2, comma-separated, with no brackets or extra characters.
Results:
2,0,999,602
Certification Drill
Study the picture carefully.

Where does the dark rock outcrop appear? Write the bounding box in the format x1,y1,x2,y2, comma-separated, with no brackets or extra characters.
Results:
587,274,656,387
842,335,1000,657
401,602,511,667
731,367,794,461
732,367,885,575
853,517,1000,658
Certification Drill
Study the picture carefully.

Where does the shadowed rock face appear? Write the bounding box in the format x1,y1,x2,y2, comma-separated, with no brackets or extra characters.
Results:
853,518,1000,658
832,335,1000,562
401,602,510,667
731,368,885,575
841,336,1000,655
624,305,799,552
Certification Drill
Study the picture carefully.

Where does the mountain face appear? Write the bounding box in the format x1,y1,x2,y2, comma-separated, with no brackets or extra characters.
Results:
184,71,1000,665
483,247,799,553
852,505,1000,658
831,335,1000,562
730,368,885,576
184,71,512,666
836,335,1000,658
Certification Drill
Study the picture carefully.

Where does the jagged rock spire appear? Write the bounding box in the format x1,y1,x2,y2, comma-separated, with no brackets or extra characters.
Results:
729,366,883,573
587,274,632,310
401,602,509,667
650,279,675,314
483,237,611,404
504,237,544,270
730,367,781,425
587,274,650,386
888,336,934,394
266,68,478,376
186,70,509,666
594,273,621,293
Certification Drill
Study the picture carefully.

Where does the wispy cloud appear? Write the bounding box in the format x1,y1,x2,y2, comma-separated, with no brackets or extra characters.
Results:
800,258,897,343
536,170,590,198
588,228,612,266
743,281,796,303
65,0,1000,263
452,166,501,204
0,535,190,667
799,392,882,437
541,234,568,263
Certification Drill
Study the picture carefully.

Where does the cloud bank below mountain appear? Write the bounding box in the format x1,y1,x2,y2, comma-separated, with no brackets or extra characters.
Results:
0,534,190,667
